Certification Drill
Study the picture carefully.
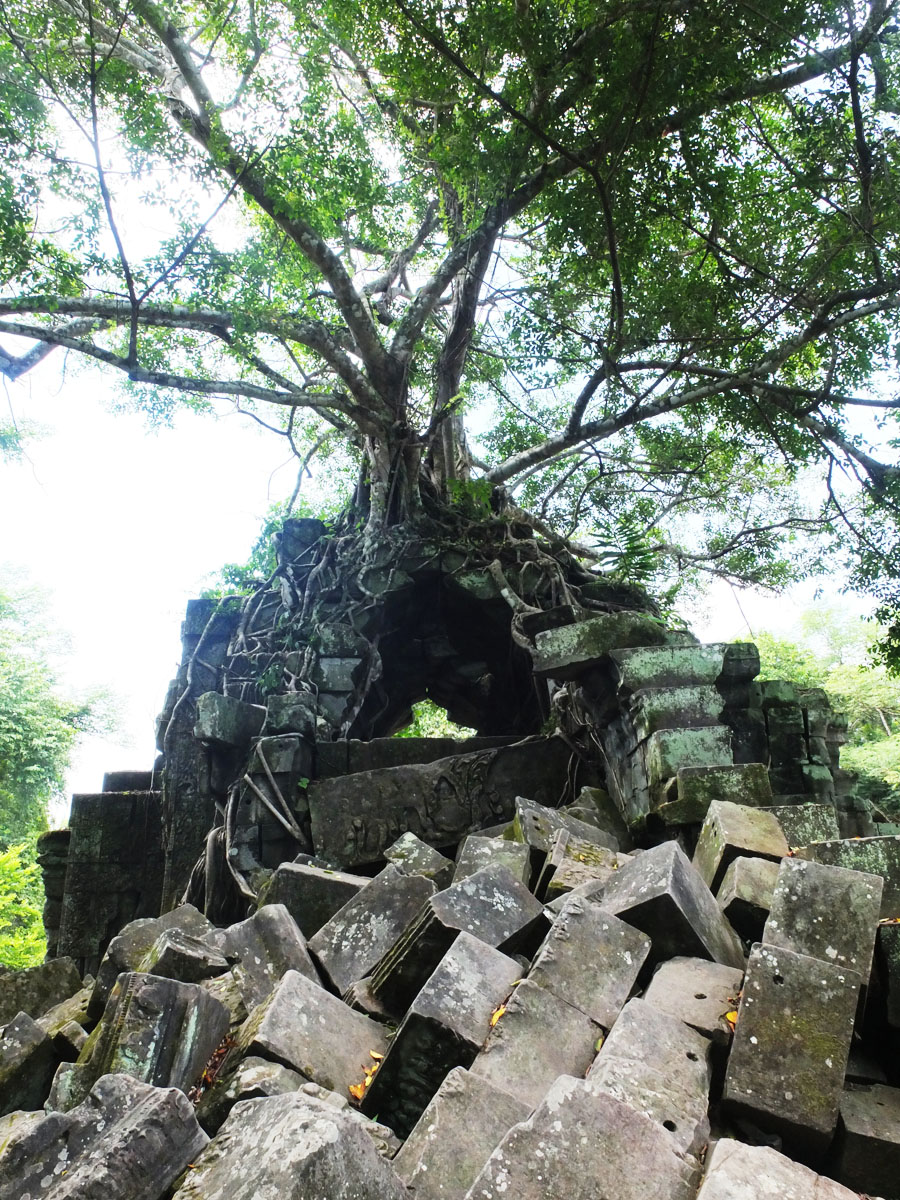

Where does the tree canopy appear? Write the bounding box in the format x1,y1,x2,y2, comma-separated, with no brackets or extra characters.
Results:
2,1,900,613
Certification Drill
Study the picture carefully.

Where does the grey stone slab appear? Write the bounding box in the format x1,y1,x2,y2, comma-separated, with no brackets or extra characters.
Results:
695,1137,862,1200
262,692,316,737
877,921,900,1031
510,795,618,859
369,865,546,1016
453,834,531,884
222,903,320,1009
137,929,229,984
257,860,368,937
193,691,265,746
393,1067,531,1200
796,836,900,918
586,997,712,1156
598,839,745,970
463,1078,698,1200
171,1092,411,1200
0,959,82,1027
607,643,730,690
761,803,840,847
385,832,455,887
655,764,773,827
61,972,230,1112
834,1082,900,1197
361,933,521,1136
716,856,779,944
308,864,437,994
0,1012,58,1116
527,895,649,1027
646,727,734,787
231,968,388,1096
763,856,883,980
198,970,248,1028
469,979,602,1108
539,830,632,901
629,684,724,740
195,1054,306,1133
532,613,675,680
570,785,633,849
642,956,744,1047
723,942,861,1159
692,800,788,893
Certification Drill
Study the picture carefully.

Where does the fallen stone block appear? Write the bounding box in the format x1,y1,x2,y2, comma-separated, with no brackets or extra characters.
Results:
723,942,861,1159
469,979,603,1108
0,959,82,1027
221,902,319,1009
369,865,546,1016
0,1074,208,1200
833,1082,900,1197
539,830,632,900
171,1091,412,1199
60,972,230,1112
569,784,633,849
527,895,649,1027
598,839,745,970
385,832,454,887
360,932,521,1136
646,727,734,788
695,1137,862,1199
199,969,248,1028
876,921,900,1035
642,956,744,1048
257,860,368,937
393,1067,530,1200
654,763,772,826
0,1012,59,1116
715,856,779,944
231,968,388,1096
761,803,840,848
453,834,531,884
194,690,265,746
308,864,437,994
796,835,900,918
763,856,882,979
137,928,230,984
464,1077,698,1200
509,794,618,857
195,1053,307,1132
692,800,788,893
531,613,675,680
586,998,712,1156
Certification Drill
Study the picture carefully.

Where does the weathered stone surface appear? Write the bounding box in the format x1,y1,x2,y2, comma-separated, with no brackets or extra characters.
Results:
587,998,712,1156
834,1082,900,1197
257,860,367,937
221,903,319,1009
527,896,649,1027
723,943,861,1158
308,739,571,868
394,1067,531,1200
655,764,773,826
646,727,734,785
716,856,779,944
629,685,724,740
262,691,317,737
231,969,388,1095
361,933,521,1136
509,794,618,856
532,613,676,680
193,691,265,746
607,642,730,690
692,800,788,893
309,864,437,994
195,1054,306,1133
877,921,900,1032
761,803,840,848
796,835,900,918
464,1078,698,1200
171,1092,412,1199
598,840,745,970
470,979,603,1108
695,1137,862,1200
385,832,455,887
0,1013,58,1116
35,987,92,1041
137,929,229,984
0,959,82,1027
570,785,633,849
539,830,631,900
314,736,517,779
642,956,744,1047
62,972,230,1112
369,865,546,1015
763,857,883,979
453,834,531,884
198,970,248,1028
0,1074,208,1200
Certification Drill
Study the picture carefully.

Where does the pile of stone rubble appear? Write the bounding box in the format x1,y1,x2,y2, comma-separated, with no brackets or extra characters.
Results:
3,783,900,1198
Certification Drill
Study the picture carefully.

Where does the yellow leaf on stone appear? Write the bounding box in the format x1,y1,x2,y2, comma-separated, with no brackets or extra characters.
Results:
490,1004,506,1028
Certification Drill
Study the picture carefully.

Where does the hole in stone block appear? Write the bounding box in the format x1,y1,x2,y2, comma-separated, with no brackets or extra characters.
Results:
663,1120,677,1132
686,1051,699,1061
694,993,707,1000
773,974,784,985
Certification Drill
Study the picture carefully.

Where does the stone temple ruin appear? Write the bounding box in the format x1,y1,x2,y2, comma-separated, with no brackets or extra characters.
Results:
3,516,900,1198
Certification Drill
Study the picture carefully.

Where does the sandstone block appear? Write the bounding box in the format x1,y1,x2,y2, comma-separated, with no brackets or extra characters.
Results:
695,1137,862,1200
715,856,779,944
692,800,788,893
0,959,82,1027
642,956,744,1047
0,1012,58,1116
221,903,320,1009
257,860,367,937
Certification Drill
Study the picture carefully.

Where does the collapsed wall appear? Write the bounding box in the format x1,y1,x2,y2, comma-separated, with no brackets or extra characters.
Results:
3,518,900,1198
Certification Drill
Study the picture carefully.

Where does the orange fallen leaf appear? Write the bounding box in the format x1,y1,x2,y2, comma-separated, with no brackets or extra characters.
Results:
348,1082,367,1102
369,1050,384,1061
724,1009,738,1032
490,1004,506,1028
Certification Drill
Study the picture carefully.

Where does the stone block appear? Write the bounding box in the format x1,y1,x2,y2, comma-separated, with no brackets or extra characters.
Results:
722,942,861,1158
0,959,82,1027
0,1074,208,1200
527,895,650,1027
763,857,883,979
834,1082,900,1197
257,860,367,938
532,613,675,680
221,903,320,1009
369,865,546,1016
193,691,266,746
195,1054,306,1133
509,794,618,857
761,803,840,847
656,763,773,826
598,840,745,970
360,933,521,1136
314,736,517,779
308,865,437,994
587,997,712,1156
453,834,531,884
571,784,634,849
137,929,229,984
646,727,734,785
385,832,455,886
0,1012,58,1116
231,969,388,1095
629,685,724,740
171,1092,411,1200
695,1137,862,1200
62,972,230,1112
716,855,779,944
692,800,788,893
796,836,900,918
393,1067,531,1200
539,830,632,900
464,1078,698,1200
876,921,900,1030
469,979,603,1108
263,691,317,737
607,642,731,690
642,956,744,1047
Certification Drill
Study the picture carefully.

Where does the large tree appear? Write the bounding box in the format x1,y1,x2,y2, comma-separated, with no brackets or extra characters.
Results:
2,0,900,600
